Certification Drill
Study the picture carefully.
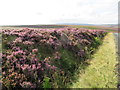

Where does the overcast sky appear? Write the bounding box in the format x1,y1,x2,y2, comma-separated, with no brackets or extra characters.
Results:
0,0,119,25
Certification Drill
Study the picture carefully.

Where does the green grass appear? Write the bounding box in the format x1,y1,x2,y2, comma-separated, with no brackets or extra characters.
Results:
69,33,117,88
68,25,100,29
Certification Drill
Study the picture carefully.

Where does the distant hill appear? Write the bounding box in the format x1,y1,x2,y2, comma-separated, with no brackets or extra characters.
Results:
56,23,117,27
2,25,67,28
97,24,118,28
56,23,97,26
1,24,118,29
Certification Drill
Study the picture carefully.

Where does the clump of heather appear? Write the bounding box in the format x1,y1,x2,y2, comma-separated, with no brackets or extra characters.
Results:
2,47,56,88
2,27,107,88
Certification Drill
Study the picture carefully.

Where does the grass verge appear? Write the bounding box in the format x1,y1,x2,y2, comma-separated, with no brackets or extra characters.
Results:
69,33,117,88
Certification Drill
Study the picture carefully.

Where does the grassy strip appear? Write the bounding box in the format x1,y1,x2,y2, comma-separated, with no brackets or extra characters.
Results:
68,25,101,29
69,33,117,88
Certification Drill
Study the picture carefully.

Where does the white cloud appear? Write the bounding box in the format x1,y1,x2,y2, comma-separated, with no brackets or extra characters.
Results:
0,0,119,25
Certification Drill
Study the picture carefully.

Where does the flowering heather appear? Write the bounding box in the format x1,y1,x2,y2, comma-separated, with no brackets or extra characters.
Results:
32,49,38,53
2,27,107,88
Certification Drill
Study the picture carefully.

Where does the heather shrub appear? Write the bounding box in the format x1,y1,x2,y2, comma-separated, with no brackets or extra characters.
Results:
2,28,107,88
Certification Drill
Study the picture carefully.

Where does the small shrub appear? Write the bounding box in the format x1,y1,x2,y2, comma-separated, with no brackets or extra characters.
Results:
2,28,107,88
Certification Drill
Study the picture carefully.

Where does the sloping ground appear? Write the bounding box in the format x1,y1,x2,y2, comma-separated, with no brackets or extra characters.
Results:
70,33,117,88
